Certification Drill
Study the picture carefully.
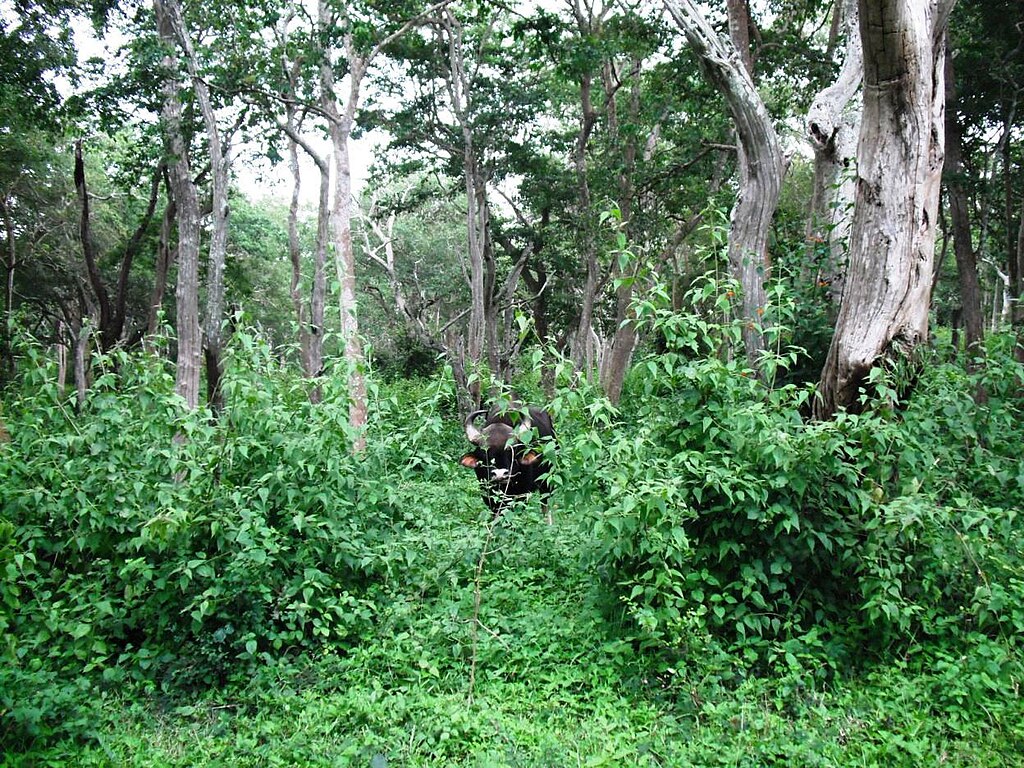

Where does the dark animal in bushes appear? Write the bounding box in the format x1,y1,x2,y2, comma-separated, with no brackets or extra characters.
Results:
459,404,555,522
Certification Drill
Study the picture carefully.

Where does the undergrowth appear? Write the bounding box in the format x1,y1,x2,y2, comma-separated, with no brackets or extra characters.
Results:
2,323,1023,764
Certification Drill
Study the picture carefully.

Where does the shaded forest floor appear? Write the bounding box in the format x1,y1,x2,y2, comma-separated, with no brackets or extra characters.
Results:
6,478,1022,767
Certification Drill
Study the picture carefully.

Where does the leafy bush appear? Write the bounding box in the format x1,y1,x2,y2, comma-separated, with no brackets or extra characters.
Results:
0,331,463,749
556,276,1024,668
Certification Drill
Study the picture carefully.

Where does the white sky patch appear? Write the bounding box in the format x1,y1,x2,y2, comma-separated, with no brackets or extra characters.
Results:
57,8,378,208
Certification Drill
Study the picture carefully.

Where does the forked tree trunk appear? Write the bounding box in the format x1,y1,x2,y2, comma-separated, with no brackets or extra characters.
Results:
664,0,787,371
815,0,955,419
167,0,231,412
75,142,163,353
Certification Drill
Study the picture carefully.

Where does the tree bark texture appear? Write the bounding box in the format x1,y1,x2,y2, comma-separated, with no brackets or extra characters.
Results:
154,0,202,411
805,0,862,303
319,0,369,449
664,0,787,371
815,0,955,419
166,0,231,411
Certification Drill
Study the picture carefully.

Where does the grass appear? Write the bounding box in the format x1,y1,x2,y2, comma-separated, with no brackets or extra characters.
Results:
4,477,1023,767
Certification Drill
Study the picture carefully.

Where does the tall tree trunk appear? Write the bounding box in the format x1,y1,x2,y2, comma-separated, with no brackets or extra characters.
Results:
1,194,15,376
286,126,309,373
154,0,202,410
313,0,436,435
74,140,113,353
1015,198,1024,362
815,0,955,419
276,12,329,403
73,312,90,412
166,0,231,412
329,111,368,446
569,70,601,377
942,39,984,360
280,110,330,402
318,0,369,449
55,318,67,396
464,149,489,403
664,0,787,372
441,8,492,405
567,0,608,378
805,0,862,303
599,58,645,404
1003,112,1018,332
201,144,229,413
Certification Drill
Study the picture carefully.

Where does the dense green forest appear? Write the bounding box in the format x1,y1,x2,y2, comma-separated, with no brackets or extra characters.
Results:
2,0,1024,764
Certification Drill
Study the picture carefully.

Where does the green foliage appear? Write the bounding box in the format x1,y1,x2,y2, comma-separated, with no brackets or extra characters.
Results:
3,321,1024,762
552,282,1024,672
0,330,460,747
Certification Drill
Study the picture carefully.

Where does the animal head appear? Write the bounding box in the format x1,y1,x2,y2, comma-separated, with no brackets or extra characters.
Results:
459,408,541,484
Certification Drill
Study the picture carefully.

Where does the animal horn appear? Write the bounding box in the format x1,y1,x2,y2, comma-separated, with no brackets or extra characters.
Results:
465,409,488,444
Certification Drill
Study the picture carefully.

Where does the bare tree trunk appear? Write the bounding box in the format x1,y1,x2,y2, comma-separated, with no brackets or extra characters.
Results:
599,58,645,404
201,146,229,413
568,1,604,376
155,0,202,411
805,0,862,303
76,142,163,353
313,0,442,432
74,141,113,354
569,111,601,377
664,0,787,371
309,166,328,394
166,0,231,412
943,39,984,360
815,0,955,419
286,126,309,369
464,153,489,402
71,308,90,411
1,195,17,379
318,0,369,449
726,0,755,74
330,113,368,445
280,110,330,402
440,7,493,404
1015,198,1024,362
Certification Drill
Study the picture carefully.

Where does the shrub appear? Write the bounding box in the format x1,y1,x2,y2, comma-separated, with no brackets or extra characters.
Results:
0,331,456,710
560,275,1024,667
